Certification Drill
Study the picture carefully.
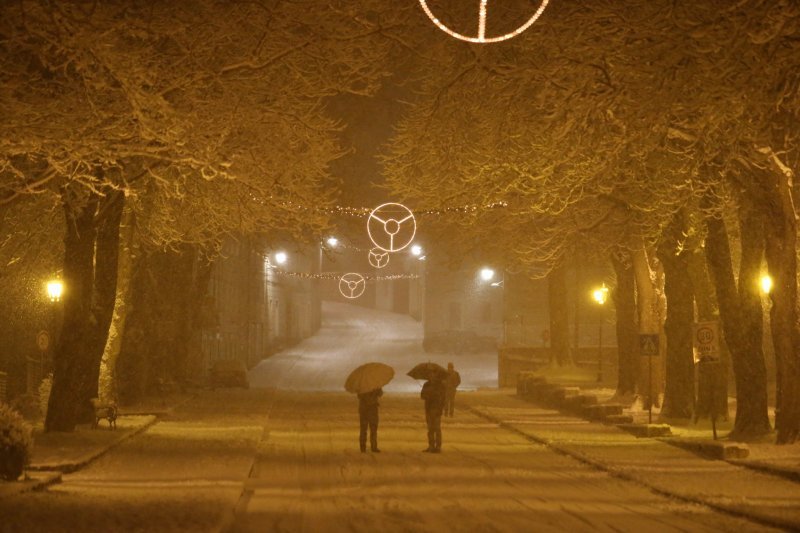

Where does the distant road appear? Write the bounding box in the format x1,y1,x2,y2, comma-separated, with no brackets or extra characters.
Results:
248,301,498,393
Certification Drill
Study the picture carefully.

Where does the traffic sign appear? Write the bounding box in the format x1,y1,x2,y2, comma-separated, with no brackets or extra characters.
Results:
694,321,720,363
639,334,659,357
36,330,50,352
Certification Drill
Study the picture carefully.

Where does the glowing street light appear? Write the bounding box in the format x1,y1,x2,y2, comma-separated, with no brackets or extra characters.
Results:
593,283,609,383
760,274,773,295
326,237,338,248
480,268,495,282
593,284,609,305
274,251,288,265
46,279,64,303
410,244,423,256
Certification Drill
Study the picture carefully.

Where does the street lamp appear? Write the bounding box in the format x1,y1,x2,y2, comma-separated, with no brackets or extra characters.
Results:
411,244,423,256
46,279,63,303
760,274,773,295
326,237,338,248
274,251,288,265
592,283,609,383
480,267,495,282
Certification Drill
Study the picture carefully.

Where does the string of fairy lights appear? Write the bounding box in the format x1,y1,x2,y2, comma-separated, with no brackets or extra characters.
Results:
273,270,420,281
271,199,509,218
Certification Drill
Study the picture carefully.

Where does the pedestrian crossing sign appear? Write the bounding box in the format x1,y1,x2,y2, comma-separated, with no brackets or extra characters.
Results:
639,334,659,357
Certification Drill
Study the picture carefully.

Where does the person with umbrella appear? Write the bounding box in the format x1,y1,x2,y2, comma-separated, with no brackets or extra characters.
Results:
346,362,394,453
409,362,447,453
358,388,382,453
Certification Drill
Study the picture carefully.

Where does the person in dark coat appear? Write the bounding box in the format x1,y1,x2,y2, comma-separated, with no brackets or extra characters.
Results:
443,362,461,417
358,387,382,453
421,377,446,453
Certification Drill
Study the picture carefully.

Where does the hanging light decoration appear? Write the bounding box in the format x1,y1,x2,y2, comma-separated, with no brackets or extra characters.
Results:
417,0,550,44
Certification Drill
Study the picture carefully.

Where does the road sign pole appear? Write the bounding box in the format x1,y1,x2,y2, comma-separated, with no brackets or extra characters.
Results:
648,353,652,424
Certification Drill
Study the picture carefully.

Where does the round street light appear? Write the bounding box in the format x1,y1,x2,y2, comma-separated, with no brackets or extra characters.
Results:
326,237,338,248
47,279,64,303
480,268,495,282
760,274,773,294
411,244,423,256
593,284,609,305
274,251,288,265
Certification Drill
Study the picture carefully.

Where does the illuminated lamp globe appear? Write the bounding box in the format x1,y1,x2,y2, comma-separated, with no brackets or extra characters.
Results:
47,280,64,302
593,284,609,305
326,237,338,247
275,252,288,265
411,244,423,256
760,274,773,294
480,268,495,282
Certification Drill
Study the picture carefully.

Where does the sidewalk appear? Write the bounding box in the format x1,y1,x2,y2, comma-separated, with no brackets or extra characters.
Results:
0,393,191,496
465,390,800,531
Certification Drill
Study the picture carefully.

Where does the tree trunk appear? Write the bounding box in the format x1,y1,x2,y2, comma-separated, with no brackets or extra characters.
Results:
77,190,124,421
45,185,124,431
704,205,771,440
631,240,664,408
99,199,136,403
658,212,695,419
548,262,573,366
611,249,638,399
762,169,800,444
46,188,100,432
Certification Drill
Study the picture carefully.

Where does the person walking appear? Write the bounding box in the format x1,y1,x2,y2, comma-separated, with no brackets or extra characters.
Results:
421,377,446,453
443,362,461,417
358,387,382,453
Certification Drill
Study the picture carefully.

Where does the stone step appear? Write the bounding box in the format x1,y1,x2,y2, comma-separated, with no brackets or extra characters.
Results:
581,403,624,420
604,414,634,425
617,423,672,438
663,438,749,460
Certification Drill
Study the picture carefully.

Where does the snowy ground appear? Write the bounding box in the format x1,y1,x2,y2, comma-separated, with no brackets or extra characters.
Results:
2,302,796,532
248,301,498,393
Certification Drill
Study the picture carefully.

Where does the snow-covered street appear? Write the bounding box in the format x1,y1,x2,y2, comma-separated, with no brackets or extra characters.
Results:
2,302,795,532
248,301,498,393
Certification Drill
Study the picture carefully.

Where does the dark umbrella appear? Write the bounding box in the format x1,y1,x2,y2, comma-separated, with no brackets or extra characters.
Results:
407,362,448,381
345,362,394,394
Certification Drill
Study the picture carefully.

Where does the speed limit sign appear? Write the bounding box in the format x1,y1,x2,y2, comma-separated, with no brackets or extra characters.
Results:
694,321,720,363
36,330,50,352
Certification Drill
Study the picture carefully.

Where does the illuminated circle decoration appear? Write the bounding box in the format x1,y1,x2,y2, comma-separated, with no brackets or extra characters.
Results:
417,0,550,44
368,247,390,269
367,202,417,252
339,273,366,299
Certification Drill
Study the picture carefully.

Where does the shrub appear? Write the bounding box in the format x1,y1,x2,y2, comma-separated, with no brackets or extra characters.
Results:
0,402,33,481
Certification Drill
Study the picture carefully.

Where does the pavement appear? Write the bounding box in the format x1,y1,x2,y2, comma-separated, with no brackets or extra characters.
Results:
465,390,800,531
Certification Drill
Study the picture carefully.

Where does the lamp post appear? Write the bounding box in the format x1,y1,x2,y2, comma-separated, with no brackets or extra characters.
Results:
592,283,609,383
37,278,63,389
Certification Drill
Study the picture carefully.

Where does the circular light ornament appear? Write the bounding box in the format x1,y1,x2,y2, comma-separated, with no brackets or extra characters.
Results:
339,273,366,299
368,247,390,269
418,0,550,44
367,202,416,252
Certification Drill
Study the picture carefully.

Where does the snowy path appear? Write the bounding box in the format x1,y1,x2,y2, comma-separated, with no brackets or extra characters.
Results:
233,391,770,532
248,301,498,393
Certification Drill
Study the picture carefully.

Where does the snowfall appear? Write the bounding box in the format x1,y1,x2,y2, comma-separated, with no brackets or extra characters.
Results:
1,302,798,532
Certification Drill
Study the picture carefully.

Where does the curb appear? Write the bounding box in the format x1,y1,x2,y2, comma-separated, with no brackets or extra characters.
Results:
465,403,799,532
728,459,800,484
28,415,158,474
0,471,62,497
